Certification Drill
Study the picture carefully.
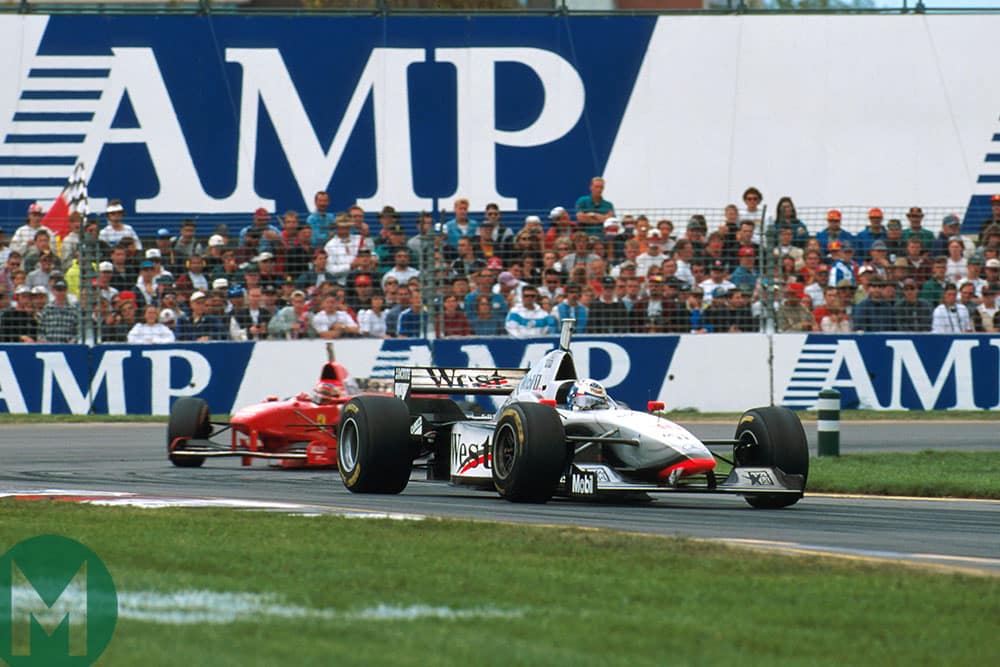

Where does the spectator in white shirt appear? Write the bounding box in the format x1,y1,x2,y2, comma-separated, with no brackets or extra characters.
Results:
323,217,363,282
635,231,667,277
312,293,360,339
931,284,972,333
127,305,176,343
9,202,55,256
98,200,143,250
381,249,420,288
357,292,388,338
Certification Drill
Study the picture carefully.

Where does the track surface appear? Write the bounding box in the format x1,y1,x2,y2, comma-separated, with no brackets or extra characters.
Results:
2,423,998,574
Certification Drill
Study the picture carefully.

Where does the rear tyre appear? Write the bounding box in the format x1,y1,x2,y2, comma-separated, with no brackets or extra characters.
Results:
167,397,210,468
492,402,567,503
338,395,412,494
734,406,809,509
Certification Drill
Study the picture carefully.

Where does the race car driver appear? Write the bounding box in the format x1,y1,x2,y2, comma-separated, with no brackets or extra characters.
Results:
295,379,342,405
566,379,610,410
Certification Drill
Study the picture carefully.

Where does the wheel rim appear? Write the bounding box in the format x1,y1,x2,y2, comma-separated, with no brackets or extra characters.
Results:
339,418,359,472
493,423,517,479
734,430,759,467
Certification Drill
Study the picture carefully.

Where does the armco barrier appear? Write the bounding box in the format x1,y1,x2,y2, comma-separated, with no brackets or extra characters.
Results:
1,334,998,415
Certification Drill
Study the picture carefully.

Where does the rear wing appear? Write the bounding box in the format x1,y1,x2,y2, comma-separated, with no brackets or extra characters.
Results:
394,367,528,399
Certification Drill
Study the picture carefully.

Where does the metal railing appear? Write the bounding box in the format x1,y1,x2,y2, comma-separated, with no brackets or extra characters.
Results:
2,201,997,343
3,1,1000,16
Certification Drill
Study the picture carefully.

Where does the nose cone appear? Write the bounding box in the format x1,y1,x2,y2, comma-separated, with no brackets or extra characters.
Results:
657,456,717,482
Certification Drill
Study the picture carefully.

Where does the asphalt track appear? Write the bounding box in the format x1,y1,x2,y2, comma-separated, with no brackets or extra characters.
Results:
1,422,998,574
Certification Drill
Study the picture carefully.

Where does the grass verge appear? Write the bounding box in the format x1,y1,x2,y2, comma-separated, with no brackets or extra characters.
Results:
807,450,1000,499
1,500,997,667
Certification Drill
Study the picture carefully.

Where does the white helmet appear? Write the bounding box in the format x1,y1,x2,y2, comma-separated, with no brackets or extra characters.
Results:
567,379,609,411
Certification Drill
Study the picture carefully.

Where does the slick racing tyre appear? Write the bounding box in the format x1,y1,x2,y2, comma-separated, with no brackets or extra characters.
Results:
167,397,210,468
492,402,567,503
734,406,809,509
338,395,412,494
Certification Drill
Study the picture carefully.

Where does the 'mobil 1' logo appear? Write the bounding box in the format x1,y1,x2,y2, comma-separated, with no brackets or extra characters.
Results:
0,535,117,666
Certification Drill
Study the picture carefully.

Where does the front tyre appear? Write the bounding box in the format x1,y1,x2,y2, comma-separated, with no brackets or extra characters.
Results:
734,406,809,509
338,395,412,494
167,397,210,468
492,402,567,503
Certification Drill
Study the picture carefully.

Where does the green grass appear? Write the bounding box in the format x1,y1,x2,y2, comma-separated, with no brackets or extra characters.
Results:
1,501,997,666
807,450,1000,499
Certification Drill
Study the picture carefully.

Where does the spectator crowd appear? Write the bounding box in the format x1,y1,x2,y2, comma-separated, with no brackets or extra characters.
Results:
2,178,999,343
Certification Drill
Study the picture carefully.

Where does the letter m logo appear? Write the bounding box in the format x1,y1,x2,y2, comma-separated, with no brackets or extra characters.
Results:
10,561,87,657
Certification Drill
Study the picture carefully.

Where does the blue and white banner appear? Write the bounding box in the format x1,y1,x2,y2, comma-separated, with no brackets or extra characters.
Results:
775,334,1000,411
0,343,253,415
1,335,997,415
1,15,999,229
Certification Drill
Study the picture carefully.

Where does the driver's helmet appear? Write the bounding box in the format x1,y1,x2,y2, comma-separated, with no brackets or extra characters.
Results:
567,379,609,411
313,380,340,404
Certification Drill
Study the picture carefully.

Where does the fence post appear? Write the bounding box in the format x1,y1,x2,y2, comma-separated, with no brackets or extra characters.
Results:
817,389,840,457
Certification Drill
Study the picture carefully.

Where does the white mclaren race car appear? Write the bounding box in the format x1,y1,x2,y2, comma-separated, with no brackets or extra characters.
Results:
337,321,808,508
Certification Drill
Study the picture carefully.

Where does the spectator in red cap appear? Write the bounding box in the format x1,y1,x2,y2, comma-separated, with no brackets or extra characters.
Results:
729,245,760,292
827,241,856,287
816,209,854,254
348,273,376,312
239,207,281,253
856,208,887,262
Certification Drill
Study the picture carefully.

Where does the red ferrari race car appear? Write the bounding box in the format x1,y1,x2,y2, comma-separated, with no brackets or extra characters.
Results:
167,360,386,469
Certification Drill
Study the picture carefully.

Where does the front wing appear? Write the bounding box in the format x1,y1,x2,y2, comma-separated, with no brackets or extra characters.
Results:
561,463,805,499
